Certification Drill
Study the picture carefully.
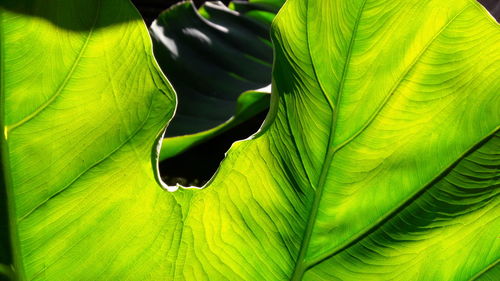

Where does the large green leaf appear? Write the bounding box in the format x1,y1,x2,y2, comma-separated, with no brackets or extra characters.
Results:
151,1,281,160
1,0,499,280
0,0,175,279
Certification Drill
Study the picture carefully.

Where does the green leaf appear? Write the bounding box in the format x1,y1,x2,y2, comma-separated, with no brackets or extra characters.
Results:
151,1,280,160
247,0,287,10
471,262,500,281
0,0,175,279
0,264,13,281
1,0,499,281
160,88,270,160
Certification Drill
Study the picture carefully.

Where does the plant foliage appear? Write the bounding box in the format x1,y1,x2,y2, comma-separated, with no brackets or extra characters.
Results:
151,0,284,159
1,0,499,280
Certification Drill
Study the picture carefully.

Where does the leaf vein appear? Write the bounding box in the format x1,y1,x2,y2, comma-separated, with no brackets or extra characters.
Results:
6,1,101,133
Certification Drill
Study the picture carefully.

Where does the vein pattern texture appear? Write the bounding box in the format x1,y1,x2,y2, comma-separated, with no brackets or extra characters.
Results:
0,0,499,280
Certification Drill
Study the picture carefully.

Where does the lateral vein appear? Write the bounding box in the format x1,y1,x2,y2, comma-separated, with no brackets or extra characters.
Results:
6,1,101,133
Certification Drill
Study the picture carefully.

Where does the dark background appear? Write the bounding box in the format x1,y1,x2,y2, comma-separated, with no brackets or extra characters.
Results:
480,0,500,19
132,0,231,25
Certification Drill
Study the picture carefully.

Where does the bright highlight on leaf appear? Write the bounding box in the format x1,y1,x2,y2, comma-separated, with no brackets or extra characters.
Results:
1,0,499,280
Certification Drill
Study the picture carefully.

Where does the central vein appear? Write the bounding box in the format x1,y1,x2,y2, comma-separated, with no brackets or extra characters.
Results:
290,0,367,280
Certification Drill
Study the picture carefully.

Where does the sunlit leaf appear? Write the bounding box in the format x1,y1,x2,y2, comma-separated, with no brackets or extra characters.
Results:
1,0,499,280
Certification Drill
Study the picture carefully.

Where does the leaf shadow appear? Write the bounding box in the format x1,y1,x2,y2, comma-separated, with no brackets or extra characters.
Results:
0,0,144,32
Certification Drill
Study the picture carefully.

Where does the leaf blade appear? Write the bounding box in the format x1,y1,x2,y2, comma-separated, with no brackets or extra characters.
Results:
1,0,499,280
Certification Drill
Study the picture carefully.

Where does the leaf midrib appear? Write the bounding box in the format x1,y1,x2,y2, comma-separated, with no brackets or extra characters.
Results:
1,7,28,281
290,0,368,280
305,3,473,269
291,1,475,279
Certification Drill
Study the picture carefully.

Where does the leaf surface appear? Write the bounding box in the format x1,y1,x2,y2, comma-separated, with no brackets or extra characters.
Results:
1,0,499,280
